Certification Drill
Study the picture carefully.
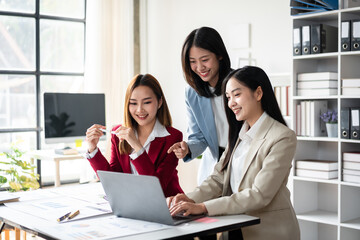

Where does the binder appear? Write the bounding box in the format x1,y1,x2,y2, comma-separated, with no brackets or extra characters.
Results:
293,27,302,55
341,21,351,51
351,20,360,51
302,25,311,55
351,108,360,139
341,108,351,139
311,24,338,54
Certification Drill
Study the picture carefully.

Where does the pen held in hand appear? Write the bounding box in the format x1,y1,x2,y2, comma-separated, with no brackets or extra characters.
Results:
57,212,71,222
99,128,117,135
67,210,80,220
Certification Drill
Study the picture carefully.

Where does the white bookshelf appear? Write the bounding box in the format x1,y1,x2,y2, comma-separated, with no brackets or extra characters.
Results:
291,2,360,239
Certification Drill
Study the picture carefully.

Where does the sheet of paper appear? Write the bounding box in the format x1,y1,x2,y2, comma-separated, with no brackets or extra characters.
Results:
35,215,171,240
5,196,110,223
49,182,108,204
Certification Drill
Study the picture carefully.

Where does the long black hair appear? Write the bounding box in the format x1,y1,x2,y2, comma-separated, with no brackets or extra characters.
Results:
221,66,286,170
181,26,231,97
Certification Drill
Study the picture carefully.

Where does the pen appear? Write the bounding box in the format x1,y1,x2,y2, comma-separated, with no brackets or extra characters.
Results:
67,210,80,220
99,128,117,135
57,212,71,222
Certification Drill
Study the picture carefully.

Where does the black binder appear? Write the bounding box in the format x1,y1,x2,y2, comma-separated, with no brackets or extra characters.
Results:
341,108,351,139
293,27,302,56
341,21,351,52
302,25,311,55
350,108,360,139
311,24,338,54
351,20,360,51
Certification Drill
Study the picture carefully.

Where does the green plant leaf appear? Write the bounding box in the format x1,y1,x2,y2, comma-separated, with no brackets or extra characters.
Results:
0,175,7,184
0,141,39,192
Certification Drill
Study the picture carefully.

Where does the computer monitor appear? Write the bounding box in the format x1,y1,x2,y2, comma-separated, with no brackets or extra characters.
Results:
43,92,106,144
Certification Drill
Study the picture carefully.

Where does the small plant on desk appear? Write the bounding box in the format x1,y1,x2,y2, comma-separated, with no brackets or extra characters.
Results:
0,141,39,192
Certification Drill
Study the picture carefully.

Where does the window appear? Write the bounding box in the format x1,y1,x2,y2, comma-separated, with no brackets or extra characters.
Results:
0,0,86,184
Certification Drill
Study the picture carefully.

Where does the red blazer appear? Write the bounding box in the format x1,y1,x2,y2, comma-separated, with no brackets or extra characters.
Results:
88,125,184,197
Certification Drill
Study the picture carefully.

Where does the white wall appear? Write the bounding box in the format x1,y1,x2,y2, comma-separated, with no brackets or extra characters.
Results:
142,0,292,192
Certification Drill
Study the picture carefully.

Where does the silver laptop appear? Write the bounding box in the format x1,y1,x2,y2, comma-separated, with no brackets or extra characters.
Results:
97,170,205,225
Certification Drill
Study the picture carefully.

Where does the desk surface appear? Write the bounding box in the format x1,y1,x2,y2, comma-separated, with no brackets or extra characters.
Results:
26,149,86,161
0,183,260,240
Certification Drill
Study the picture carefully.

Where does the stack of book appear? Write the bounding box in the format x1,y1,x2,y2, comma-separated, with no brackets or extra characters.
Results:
296,100,327,137
295,159,338,179
274,85,291,116
342,78,360,96
297,72,338,96
343,152,360,184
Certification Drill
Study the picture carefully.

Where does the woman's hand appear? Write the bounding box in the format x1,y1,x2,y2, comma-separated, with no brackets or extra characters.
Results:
166,193,193,207
167,193,207,216
169,201,207,216
167,141,189,159
85,124,105,152
114,125,142,152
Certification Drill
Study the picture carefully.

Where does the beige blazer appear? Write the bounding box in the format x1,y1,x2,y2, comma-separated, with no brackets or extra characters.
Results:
187,115,300,240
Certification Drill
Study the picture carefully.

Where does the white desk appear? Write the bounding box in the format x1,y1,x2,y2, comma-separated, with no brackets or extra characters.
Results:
26,150,85,187
0,183,260,240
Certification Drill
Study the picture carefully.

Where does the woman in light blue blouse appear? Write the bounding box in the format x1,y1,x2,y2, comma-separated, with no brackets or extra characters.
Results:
168,27,232,184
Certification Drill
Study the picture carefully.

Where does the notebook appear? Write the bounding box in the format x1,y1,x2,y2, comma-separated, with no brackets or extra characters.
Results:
97,170,205,225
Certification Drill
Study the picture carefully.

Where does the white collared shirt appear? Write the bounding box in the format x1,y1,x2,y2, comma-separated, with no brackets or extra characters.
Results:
230,112,268,193
209,86,228,148
129,119,170,174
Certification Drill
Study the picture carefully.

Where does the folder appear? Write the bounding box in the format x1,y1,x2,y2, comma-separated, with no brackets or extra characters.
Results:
341,108,351,139
351,108,360,139
297,0,333,9
290,0,328,16
313,0,335,9
311,24,338,54
302,25,311,55
341,21,351,52
351,20,360,51
320,0,339,9
293,27,302,56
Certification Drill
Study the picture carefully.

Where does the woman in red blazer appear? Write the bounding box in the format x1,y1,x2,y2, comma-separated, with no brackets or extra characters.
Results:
85,74,183,197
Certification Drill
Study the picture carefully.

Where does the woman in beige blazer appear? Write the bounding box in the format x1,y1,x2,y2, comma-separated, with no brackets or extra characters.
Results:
168,66,300,240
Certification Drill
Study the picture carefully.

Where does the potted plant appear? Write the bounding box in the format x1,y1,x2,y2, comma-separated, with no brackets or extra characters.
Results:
0,141,40,192
320,110,338,138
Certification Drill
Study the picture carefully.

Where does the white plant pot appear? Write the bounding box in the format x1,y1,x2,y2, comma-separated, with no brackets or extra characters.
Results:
326,123,338,138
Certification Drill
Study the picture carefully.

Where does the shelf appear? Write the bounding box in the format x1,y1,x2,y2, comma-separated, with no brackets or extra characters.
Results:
297,210,338,225
340,96,360,100
293,52,338,60
340,51,360,56
340,139,360,144
293,176,339,184
341,181,360,188
341,218,360,230
293,96,338,100
296,136,338,142
292,10,338,21
340,6,360,13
